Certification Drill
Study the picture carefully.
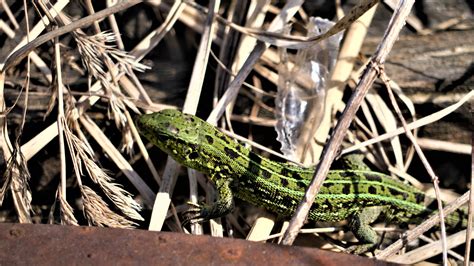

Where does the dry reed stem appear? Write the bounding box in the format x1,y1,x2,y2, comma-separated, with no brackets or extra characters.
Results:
342,90,474,155
187,0,222,235
281,0,416,246
133,1,186,62
213,0,245,108
0,19,16,37
0,20,53,83
155,1,223,45
78,115,153,209
4,7,170,227
0,0,34,223
1,1,140,71
223,0,270,120
416,138,471,155
246,213,275,242
1,1,19,29
183,0,377,49
206,0,305,125
383,0,425,32
419,235,464,262
106,0,125,50
53,26,69,223
377,190,470,260
0,1,158,226
381,70,448,263
389,233,467,264
148,0,216,232
464,104,474,265
0,0,69,66
209,50,276,96
312,5,377,160
365,92,405,169
357,99,393,170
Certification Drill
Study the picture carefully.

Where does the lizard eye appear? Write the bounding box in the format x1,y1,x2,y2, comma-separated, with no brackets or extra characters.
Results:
184,115,195,123
189,152,199,160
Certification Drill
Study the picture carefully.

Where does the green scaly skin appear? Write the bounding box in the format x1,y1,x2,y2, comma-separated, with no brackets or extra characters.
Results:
137,109,466,253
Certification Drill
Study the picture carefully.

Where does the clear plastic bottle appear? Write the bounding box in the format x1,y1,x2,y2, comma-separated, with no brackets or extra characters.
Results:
275,17,343,162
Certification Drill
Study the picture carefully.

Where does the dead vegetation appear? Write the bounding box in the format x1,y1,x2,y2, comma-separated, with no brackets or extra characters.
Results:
0,0,472,264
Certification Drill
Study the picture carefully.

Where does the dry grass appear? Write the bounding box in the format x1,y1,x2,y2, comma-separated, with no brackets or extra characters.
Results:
0,0,472,264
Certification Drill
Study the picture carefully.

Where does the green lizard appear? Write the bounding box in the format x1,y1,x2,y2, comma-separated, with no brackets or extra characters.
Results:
136,109,466,253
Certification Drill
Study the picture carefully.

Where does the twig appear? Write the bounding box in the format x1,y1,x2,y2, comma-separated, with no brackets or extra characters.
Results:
312,4,377,159
376,190,470,260
465,105,474,265
53,27,67,210
79,115,155,207
207,0,305,125
106,0,125,50
416,138,471,155
12,10,166,214
342,90,474,155
281,0,416,245
148,0,222,232
184,0,377,49
380,70,448,264
1,1,19,29
131,1,185,61
1,0,141,72
388,230,469,264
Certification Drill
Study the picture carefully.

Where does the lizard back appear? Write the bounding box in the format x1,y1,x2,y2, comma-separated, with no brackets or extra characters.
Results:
137,109,465,228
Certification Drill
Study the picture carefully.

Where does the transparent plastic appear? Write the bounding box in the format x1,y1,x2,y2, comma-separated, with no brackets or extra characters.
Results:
275,17,343,162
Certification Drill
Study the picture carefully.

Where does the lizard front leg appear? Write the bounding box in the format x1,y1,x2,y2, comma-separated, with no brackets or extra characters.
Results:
183,177,235,225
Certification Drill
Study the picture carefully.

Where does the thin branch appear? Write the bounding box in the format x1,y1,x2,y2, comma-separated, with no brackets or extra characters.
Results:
1,0,141,72
207,0,305,124
281,0,416,245
465,107,474,265
381,70,448,264
377,190,470,260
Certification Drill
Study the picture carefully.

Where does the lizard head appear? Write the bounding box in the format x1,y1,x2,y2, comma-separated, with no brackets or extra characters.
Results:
136,109,210,171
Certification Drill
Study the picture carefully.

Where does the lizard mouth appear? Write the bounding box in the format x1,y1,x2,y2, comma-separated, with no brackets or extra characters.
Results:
135,115,152,136
136,114,165,142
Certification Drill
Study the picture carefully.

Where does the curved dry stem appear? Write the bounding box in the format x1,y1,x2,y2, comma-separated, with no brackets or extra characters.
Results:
1,0,141,72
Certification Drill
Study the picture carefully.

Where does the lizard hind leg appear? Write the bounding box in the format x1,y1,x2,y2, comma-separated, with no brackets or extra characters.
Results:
347,206,388,254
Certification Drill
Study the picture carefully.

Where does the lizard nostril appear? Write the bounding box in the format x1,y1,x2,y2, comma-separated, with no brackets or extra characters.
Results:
168,124,179,134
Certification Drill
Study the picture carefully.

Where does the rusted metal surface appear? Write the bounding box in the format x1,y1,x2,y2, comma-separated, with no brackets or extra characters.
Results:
0,223,396,265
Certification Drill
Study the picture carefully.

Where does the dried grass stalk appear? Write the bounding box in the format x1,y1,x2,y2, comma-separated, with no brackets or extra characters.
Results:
55,186,79,226
62,112,143,226
74,31,147,154
81,186,137,228
1,143,33,223
84,157,143,221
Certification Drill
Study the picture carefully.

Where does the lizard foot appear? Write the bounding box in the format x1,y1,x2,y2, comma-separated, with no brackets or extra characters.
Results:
345,243,377,255
182,202,212,225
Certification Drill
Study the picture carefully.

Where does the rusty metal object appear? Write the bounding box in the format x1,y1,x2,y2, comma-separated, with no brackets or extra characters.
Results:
0,223,396,265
